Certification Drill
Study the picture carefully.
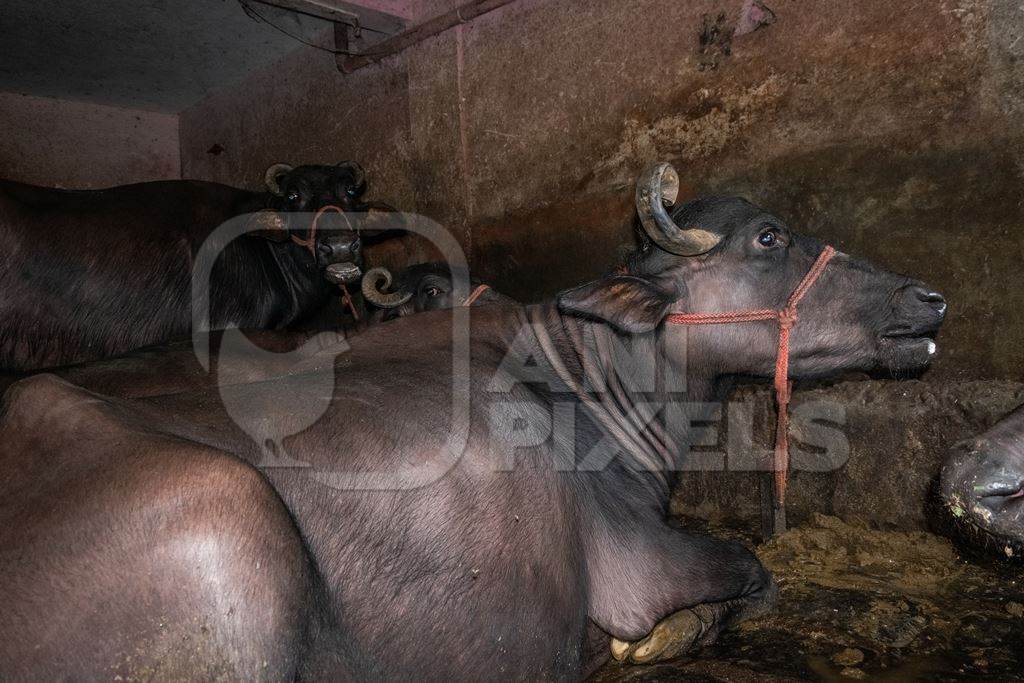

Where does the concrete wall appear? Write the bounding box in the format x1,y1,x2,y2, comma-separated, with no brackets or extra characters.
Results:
179,0,1024,382
672,379,1024,533
0,92,179,188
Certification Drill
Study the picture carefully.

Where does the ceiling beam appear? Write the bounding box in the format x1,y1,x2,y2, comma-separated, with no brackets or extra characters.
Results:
339,0,517,72
253,0,407,36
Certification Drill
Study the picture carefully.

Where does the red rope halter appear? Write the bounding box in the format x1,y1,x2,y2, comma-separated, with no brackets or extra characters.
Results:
461,283,491,307
290,205,362,321
665,246,836,519
290,204,348,256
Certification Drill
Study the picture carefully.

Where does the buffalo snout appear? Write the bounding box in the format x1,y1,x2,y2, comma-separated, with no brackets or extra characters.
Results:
871,282,946,372
889,284,947,337
942,441,1024,547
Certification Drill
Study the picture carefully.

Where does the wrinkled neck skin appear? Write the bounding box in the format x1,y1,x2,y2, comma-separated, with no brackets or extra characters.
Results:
511,302,733,509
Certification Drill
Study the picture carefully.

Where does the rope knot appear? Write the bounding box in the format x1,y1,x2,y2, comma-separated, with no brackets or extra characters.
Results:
661,245,836,535
778,307,798,330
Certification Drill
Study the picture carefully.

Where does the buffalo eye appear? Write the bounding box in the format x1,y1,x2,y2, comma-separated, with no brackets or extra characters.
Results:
756,228,779,248
345,186,360,197
425,286,442,298
286,190,301,204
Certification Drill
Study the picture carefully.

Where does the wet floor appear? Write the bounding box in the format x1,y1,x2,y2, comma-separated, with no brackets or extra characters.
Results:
592,514,1024,682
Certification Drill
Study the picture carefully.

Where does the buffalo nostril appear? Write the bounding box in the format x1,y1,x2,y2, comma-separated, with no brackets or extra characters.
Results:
912,287,945,303
927,294,946,317
907,286,946,317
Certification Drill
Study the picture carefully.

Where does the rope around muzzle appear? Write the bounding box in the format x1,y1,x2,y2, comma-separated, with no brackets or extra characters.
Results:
665,246,836,521
290,204,352,256
290,204,362,321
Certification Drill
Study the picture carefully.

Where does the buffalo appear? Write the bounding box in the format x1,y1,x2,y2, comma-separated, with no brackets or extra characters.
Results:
0,162,947,680
941,403,1024,559
0,264,514,401
0,162,391,371
362,261,516,321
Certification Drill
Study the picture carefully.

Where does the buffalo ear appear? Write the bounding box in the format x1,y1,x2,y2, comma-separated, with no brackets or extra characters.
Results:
557,275,677,334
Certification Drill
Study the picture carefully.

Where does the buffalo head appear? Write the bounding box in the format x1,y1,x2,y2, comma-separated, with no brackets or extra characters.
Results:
363,262,516,322
940,405,1024,559
264,161,368,212
558,162,947,382
255,161,404,284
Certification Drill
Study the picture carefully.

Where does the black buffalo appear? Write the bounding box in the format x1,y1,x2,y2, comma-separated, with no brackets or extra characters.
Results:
0,162,388,371
362,261,516,321
0,264,514,401
0,162,947,680
941,403,1024,558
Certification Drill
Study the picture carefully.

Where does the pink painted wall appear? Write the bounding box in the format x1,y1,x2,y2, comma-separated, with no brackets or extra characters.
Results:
0,92,180,189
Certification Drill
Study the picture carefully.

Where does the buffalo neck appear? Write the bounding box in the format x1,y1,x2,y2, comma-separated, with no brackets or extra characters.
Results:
270,240,331,310
507,302,725,505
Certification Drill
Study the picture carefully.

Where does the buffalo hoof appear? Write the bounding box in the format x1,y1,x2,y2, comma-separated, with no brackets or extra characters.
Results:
610,580,779,665
609,607,709,664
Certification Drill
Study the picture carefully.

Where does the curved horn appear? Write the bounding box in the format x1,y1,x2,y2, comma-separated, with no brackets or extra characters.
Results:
361,267,413,309
635,162,722,256
338,161,367,196
264,163,294,195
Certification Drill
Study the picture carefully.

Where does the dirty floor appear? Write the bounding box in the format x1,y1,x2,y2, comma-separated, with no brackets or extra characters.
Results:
592,514,1024,682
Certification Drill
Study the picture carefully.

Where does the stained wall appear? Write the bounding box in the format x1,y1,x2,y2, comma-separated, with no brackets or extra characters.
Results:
0,92,180,188
179,0,1024,383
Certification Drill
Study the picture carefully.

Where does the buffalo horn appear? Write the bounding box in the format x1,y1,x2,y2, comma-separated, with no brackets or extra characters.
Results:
361,267,413,308
337,161,367,196
635,162,722,256
264,163,294,196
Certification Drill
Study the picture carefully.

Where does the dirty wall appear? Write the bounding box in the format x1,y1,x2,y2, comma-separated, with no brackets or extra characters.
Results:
179,0,1024,528
0,92,180,188
180,0,1023,381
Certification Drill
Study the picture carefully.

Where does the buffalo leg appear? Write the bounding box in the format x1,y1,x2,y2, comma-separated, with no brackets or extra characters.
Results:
588,524,777,665
610,583,777,664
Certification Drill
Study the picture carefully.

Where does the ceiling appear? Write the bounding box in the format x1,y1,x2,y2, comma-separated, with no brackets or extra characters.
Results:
0,0,335,113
